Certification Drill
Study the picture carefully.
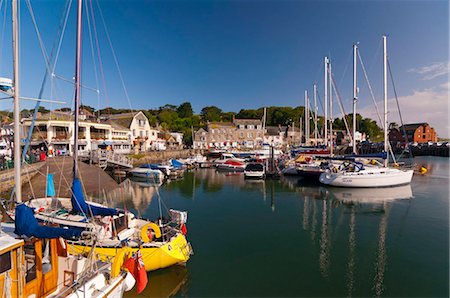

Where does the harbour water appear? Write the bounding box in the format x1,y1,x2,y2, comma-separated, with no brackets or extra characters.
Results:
116,156,449,297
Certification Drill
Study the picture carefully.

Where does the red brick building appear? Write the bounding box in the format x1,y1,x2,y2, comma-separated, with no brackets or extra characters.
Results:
400,123,438,143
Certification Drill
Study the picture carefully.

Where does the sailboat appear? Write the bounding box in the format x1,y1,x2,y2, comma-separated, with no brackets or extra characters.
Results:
0,1,135,296
319,36,414,188
4,0,192,271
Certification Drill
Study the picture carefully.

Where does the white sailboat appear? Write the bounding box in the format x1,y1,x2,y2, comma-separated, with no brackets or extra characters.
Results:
319,36,414,187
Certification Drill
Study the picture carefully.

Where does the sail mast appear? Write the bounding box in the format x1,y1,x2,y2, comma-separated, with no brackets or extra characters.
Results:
329,61,333,156
383,35,388,167
12,0,21,202
304,90,308,145
352,43,358,154
313,82,318,144
324,57,328,147
73,0,83,179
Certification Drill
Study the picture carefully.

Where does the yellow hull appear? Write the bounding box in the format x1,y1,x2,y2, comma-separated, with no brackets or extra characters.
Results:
68,233,192,272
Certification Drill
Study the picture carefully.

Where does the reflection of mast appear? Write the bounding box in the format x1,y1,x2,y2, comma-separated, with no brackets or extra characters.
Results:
270,181,275,212
302,196,309,230
346,206,356,297
373,203,389,297
192,171,196,201
311,197,317,241
319,199,330,277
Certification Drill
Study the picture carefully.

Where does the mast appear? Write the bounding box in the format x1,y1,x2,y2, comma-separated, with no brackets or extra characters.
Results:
313,82,318,144
329,61,333,156
324,57,328,147
304,90,309,145
383,35,388,167
73,0,83,178
12,0,21,202
352,43,358,154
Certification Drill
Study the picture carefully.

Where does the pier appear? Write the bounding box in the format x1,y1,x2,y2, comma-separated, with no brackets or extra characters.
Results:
20,156,120,198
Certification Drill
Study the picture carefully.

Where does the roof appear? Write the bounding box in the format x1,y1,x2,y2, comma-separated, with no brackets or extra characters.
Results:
233,118,262,125
400,123,428,131
104,111,148,129
208,122,235,129
101,120,130,131
266,126,282,136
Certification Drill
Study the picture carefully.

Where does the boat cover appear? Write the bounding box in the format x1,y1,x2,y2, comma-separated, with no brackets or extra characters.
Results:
171,159,184,168
46,173,55,197
14,204,82,239
71,178,119,216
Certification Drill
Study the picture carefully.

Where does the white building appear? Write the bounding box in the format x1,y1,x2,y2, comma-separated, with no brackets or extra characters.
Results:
106,111,158,152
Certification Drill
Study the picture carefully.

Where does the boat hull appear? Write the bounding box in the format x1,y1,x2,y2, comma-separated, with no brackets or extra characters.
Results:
67,233,192,272
244,171,264,179
319,168,414,188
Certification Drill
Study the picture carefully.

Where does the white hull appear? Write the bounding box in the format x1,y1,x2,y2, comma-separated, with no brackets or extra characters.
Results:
244,171,265,179
319,167,414,188
129,168,164,182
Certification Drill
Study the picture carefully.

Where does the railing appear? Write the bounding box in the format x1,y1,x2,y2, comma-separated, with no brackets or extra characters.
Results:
90,149,132,168
31,132,47,140
53,133,70,140
90,133,107,140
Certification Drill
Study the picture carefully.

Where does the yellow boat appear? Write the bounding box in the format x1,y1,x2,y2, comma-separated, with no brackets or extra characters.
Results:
67,232,192,271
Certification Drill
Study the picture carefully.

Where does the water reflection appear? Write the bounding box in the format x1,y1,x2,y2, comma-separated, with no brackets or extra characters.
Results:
124,265,188,298
291,181,413,297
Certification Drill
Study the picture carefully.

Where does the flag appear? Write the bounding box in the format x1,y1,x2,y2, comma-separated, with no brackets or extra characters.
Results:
123,250,148,294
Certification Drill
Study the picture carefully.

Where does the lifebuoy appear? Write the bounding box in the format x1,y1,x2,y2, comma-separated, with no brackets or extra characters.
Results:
140,222,162,243
111,247,132,278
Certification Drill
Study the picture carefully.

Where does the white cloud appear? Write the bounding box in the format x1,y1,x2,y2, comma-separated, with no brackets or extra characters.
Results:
358,84,450,138
409,61,450,80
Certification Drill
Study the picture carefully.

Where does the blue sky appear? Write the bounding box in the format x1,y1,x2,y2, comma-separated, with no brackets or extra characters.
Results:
0,0,448,136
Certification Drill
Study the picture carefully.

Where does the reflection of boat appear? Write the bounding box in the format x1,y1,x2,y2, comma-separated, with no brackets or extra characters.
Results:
125,265,188,298
244,163,265,179
325,184,413,204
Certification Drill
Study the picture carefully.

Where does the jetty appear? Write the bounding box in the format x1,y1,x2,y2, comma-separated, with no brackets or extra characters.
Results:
21,156,120,198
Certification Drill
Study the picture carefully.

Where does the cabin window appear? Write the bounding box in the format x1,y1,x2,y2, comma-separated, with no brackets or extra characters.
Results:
42,239,52,274
0,251,12,274
24,243,37,283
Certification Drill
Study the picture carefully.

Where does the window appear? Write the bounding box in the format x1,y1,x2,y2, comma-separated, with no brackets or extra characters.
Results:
25,243,37,283
133,129,136,137
0,251,11,274
42,239,52,274
140,131,143,137
240,132,244,138
146,130,149,137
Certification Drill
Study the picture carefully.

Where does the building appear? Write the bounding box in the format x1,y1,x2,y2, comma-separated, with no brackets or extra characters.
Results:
193,118,265,150
399,123,438,143
233,119,264,148
21,111,118,155
104,111,158,152
264,126,285,148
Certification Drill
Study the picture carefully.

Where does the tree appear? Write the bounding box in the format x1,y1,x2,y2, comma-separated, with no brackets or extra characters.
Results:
201,106,222,122
38,106,50,114
177,102,193,118
80,104,95,113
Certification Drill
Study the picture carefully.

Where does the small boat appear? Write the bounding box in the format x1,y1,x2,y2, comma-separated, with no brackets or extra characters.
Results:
244,163,265,179
216,159,246,172
213,153,246,165
129,164,165,182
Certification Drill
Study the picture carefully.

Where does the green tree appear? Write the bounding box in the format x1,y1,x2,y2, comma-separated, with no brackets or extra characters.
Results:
177,102,193,118
201,106,222,122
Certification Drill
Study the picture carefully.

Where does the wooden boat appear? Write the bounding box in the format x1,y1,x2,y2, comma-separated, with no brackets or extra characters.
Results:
0,205,135,297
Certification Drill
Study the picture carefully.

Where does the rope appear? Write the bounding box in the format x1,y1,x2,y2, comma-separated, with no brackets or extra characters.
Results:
84,0,101,118
387,59,413,161
0,0,7,74
95,0,135,113
87,0,110,112
329,70,353,143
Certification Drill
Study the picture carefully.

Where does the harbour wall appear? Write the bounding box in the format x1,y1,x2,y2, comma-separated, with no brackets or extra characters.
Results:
132,149,205,166
0,162,45,195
